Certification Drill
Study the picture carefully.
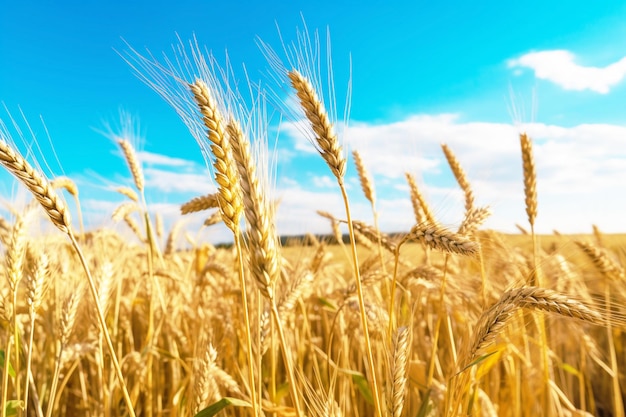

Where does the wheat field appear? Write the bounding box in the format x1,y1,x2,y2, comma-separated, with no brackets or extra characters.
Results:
0,29,625,417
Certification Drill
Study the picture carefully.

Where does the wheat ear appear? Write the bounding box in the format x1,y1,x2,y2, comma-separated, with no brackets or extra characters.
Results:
353,150,375,205
228,119,301,416
353,150,387,274
181,193,219,215
575,240,625,280
457,206,492,235
520,133,537,227
388,326,410,417
227,120,280,299
402,222,479,256
350,220,397,253
116,185,139,202
46,283,84,417
0,217,10,246
0,139,72,234
118,139,144,192
592,224,604,247
441,143,474,213
288,70,346,179
24,251,48,417
515,223,529,235
154,211,163,239
4,212,30,410
52,176,84,237
405,172,437,225
203,211,223,227
112,201,140,222
190,79,242,231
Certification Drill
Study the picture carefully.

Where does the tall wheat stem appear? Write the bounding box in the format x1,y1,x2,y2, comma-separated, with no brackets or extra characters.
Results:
24,315,36,415
1,336,13,417
270,302,303,417
605,285,624,417
10,292,21,417
234,232,260,417
427,255,449,386
339,182,383,417
388,248,402,338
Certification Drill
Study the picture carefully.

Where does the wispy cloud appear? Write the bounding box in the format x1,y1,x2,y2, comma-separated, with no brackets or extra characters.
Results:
508,50,626,93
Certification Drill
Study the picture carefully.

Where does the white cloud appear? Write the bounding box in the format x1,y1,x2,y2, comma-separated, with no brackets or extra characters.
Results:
311,175,336,188
508,50,626,93
274,114,626,234
138,150,199,167
144,167,214,194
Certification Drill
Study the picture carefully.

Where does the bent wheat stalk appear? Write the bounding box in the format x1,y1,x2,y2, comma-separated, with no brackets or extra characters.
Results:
448,286,604,416
0,137,137,417
460,286,603,370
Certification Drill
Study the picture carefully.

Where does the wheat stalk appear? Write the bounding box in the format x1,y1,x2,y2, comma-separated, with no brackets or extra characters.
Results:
116,185,140,202
228,120,280,299
289,68,382,417
190,79,243,232
203,210,222,227
351,220,397,253
353,150,375,205
118,139,145,192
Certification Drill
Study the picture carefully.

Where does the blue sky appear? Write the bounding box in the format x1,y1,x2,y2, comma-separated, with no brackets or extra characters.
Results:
1,0,626,241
